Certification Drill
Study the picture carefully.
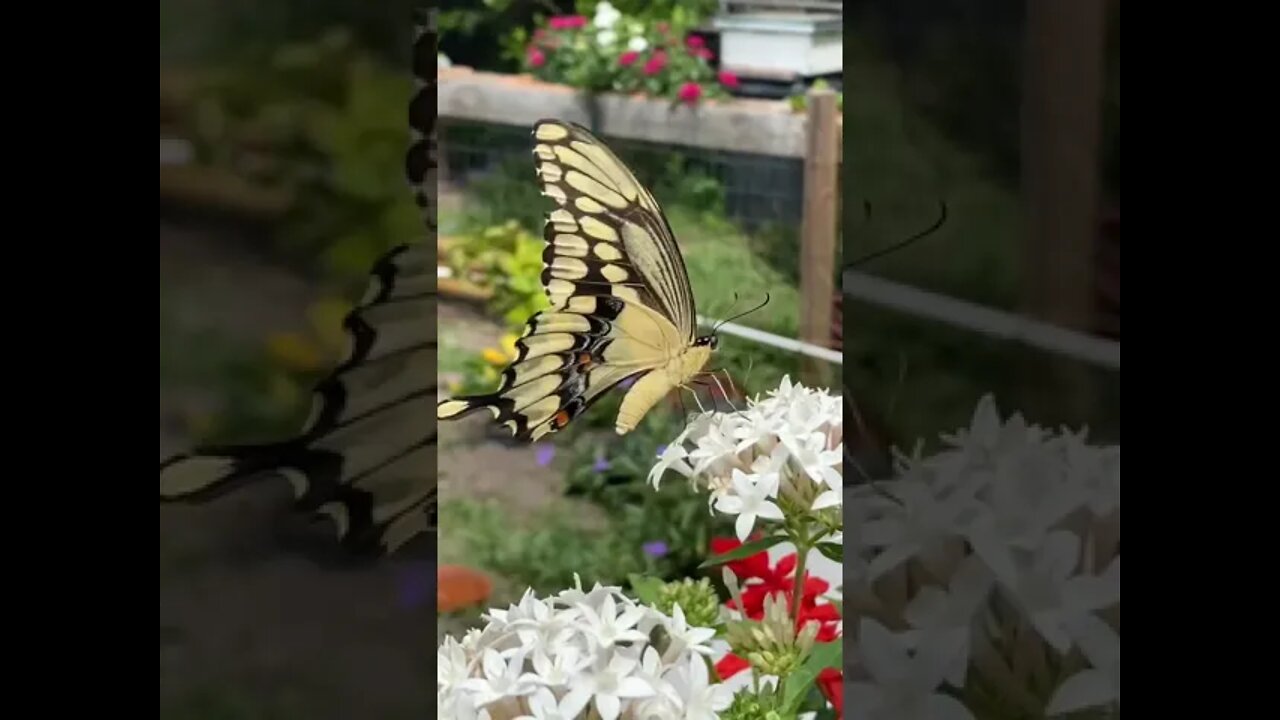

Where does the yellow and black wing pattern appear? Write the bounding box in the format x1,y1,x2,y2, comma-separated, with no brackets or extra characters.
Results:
159,13,439,555
159,242,437,555
436,119,701,441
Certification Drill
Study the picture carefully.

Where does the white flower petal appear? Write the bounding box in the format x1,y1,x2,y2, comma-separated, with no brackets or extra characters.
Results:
1047,669,1116,715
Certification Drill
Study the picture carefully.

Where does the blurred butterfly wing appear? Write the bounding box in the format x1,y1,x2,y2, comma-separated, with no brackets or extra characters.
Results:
436,119,702,439
160,243,438,554
159,17,440,555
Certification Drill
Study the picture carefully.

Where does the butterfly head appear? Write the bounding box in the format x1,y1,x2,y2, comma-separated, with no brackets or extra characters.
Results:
694,334,719,352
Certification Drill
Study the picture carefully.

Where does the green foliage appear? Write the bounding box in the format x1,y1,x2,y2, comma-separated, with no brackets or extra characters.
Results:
787,79,845,114
559,410,735,579
443,496,709,596
180,29,418,288
445,220,551,332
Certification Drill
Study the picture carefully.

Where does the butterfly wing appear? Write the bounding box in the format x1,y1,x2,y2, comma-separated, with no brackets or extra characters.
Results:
436,119,700,439
531,120,698,341
159,16,440,555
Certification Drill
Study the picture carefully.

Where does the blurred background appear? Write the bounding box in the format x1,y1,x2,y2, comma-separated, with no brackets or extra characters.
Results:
840,0,1120,458
160,0,1117,716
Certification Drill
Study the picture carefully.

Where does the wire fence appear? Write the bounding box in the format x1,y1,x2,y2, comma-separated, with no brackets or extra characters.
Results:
439,119,812,233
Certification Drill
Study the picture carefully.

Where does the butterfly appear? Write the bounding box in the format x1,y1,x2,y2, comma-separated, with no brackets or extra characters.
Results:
436,119,720,442
158,17,439,556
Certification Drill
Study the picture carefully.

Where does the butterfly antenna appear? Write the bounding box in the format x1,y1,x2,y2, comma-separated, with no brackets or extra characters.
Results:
845,201,948,272
713,293,773,334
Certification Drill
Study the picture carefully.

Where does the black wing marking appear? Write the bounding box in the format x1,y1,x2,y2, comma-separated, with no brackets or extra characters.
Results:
531,119,698,341
160,243,437,555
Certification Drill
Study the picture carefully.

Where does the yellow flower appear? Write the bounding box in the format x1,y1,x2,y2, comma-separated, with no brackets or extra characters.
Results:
267,332,325,373
482,347,508,366
500,333,519,357
308,299,353,354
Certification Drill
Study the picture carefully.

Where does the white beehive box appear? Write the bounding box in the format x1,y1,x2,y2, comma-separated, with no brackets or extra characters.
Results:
712,12,843,79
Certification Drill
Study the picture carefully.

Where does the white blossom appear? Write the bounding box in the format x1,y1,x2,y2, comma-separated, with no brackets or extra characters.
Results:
593,1,621,29
846,619,975,720
627,36,648,52
650,375,844,525
841,393,1119,720
437,585,727,719
713,468,784,541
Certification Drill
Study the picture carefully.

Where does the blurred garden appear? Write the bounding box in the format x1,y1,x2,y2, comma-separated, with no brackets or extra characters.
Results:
160,0,1118,717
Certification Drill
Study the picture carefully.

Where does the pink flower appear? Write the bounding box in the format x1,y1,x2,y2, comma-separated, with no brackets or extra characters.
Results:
694,47,714,61
677,82,703,104
548,15,587,30
718,70,740,88
618,50,639,67
526,46,546,68
686,34,705,50
642,51,667,76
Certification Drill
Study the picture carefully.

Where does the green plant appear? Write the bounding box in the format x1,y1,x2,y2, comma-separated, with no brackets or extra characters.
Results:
444,220,551,333
180,29,418,287
787,78,844,113
559,407,736,578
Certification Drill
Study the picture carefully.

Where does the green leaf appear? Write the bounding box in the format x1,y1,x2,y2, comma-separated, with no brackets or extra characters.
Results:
781,641,842,714
817,542,843,563
698,535,786,569
628,574,665,606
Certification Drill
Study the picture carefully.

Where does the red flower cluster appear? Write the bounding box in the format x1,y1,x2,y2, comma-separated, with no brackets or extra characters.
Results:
710,536,844,718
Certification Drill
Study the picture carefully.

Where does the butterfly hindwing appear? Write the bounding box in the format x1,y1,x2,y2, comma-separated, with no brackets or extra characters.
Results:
160,242,438,554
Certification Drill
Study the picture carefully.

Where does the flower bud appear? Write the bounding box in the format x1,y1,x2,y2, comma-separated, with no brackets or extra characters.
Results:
656,577,720,628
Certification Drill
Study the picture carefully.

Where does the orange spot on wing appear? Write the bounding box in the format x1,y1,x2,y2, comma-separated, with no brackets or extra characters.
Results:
577,352,593,366
437,564,492,614
553,410,571,428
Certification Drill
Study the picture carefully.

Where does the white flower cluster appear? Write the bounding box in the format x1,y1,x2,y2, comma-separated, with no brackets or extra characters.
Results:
845,394,1120,719
648,376,843,542
438,577,732,720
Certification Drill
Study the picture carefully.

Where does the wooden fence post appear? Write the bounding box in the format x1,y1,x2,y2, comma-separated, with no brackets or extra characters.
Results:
799,87,840,386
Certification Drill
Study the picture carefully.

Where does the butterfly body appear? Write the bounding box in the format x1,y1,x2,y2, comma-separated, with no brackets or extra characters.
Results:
436,119,713,441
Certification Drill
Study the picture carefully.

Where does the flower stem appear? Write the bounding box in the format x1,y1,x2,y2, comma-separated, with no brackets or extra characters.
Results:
791,541,808,630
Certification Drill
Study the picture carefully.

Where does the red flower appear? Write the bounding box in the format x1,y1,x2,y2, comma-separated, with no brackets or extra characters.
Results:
711,536,844,717
715,652,750,680
642,51,667,76
618,50,639,67
686,34,705,50
718,70,740,88
819,667,844,718
677,82,703,104
709,535,770,580
526,46,546,68
548,15,587,30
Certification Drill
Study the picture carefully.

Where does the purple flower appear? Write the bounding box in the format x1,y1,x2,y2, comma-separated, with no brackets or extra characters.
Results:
395,561,434,610
642,541,669,558
535,444,555,467
620,376,637,390
593,451,612,472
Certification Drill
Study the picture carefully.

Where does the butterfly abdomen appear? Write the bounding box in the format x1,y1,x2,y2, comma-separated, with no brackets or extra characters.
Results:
615,345,713,435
